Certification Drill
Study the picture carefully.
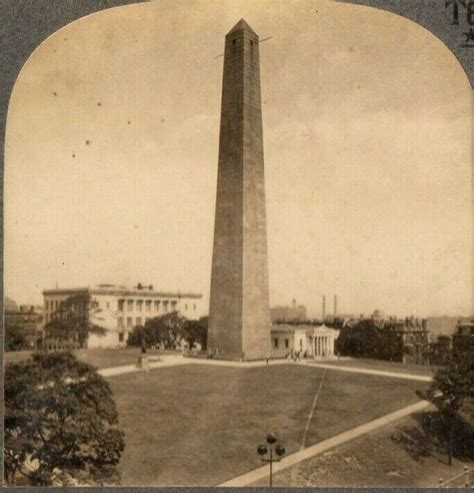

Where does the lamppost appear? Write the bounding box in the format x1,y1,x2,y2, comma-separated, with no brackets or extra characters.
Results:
257,433,286,487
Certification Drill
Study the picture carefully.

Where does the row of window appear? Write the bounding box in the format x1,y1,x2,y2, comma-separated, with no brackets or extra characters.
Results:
117,299,197,312
117,299,177,312
45,298,197,313
45,300,60,311
118,317,153,328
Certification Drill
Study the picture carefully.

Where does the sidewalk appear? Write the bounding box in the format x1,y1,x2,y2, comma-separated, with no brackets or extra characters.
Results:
99,354,433,382
302,361,432,382
98,354,193,377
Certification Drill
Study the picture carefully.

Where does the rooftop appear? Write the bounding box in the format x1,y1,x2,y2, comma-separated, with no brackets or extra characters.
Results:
42,284,202,299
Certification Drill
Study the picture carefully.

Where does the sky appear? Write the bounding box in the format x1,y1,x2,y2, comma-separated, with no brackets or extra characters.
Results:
5,0,472,318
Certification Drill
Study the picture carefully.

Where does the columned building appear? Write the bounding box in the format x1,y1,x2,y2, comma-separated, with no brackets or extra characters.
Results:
271,324,340,358
43,283,204,348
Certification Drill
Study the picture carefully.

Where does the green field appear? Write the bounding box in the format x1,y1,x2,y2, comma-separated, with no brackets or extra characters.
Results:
110,364,428,486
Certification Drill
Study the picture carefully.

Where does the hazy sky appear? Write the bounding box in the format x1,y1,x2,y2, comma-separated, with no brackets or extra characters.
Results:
5,0,472,318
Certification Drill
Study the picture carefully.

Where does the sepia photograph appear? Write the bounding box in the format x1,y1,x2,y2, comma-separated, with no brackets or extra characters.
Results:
2,0,473,488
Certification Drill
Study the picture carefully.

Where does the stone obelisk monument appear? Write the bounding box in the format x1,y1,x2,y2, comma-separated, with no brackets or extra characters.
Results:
208,19,271,361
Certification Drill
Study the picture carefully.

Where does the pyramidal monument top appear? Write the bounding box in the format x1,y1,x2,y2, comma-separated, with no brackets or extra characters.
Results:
227,18,257,35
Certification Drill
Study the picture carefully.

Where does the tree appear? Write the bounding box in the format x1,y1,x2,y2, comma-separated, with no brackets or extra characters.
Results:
5,324,29,351
44,294,106,348
336,320,405,362
418,352,474,465
126,313,208,350
126,325,148,348
183,317,208,350
144,312,187,349
4,352,125,486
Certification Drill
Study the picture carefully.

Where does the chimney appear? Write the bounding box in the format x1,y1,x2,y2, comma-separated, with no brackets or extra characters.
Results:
322,295,326,321
334,295,337,318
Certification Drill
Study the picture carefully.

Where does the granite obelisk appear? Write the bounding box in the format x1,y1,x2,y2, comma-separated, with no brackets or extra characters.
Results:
208,19,271,360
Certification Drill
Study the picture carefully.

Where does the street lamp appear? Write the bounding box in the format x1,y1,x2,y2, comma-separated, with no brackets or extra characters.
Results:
257,433,286,487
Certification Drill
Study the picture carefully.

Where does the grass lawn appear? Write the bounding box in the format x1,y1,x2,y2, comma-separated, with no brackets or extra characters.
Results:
4,348,173,369
252,410,474,487
314,357,438,376
110,364,429,486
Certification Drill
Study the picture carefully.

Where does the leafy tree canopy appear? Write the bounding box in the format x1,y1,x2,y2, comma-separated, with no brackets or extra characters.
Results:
44,294,106,348
5,324,30,351
418,351,474,464
420,352,474,419
127,312,208,350
4,352,125,486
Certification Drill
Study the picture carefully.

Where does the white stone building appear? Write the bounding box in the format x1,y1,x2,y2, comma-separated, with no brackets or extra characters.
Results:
271,324,340,358
43,283,204,348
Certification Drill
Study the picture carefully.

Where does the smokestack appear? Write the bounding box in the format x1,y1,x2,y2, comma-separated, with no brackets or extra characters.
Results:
322,295,326,321
334,294,337,318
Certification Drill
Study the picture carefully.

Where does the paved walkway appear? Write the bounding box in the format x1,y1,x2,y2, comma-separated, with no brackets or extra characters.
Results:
302,361,433,382
98,354,192,377
99,355,434,382
218,399,431,487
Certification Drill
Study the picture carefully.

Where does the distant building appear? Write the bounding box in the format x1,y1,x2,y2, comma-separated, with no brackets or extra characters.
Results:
43,283,204,348
5,303,43,349
271,324,339,359
339,315,430,364
426,316,465,339
270,299,307,322
452,318,474,354
384,316,430,364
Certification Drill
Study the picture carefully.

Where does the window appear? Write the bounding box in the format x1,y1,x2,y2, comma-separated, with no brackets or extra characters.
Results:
171,300,177,311
118,317,123,328
163,300,169,313
127,300,133,311
137,300,143,312
154,300,160,311
285,338,289,349
300,339,303,349
119,333,124,342
136,317,142,326
274,338,279,348
127,317,132,327
145,300,151,312
118,299,124,311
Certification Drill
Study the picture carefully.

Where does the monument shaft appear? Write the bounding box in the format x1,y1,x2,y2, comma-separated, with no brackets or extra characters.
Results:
208,20,271,360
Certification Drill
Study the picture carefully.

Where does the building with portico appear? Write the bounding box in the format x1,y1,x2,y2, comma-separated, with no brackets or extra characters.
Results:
271,324,340,359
